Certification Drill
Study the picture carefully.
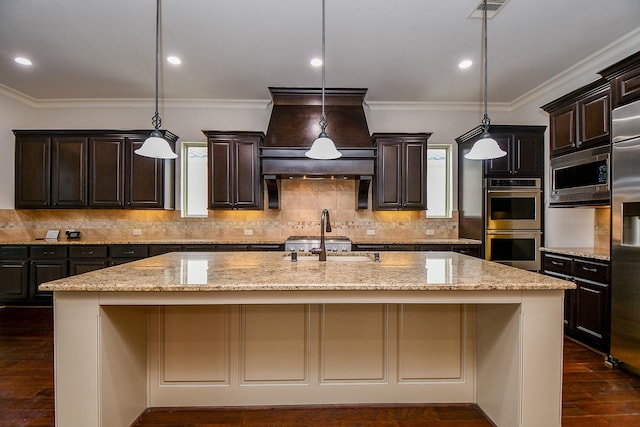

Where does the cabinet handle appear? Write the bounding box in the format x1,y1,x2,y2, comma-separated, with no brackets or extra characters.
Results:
43,251,55,255
551,260,564,266
123,250,135,255
581,266,598,273
82,251,94,255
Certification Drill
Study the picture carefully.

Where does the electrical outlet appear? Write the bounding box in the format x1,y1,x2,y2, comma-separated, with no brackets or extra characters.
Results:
366,229,376,236
425,229,435,235
132,229,142,236
244,229,254,236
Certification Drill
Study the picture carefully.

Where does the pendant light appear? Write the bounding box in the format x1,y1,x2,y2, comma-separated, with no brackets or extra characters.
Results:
305,0,342,160
135,0,178,160
464,0,506,161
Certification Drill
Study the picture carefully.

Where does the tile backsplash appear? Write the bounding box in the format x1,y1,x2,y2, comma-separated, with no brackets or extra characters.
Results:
0,180,458,242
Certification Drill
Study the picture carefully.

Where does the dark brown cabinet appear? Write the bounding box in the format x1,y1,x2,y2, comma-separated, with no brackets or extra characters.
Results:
481,127,545,178
89,137,125,207
372,133,430,210
204,131,263,210
68,246,109,275
542,252,610,353
542,80,610,157
29,246,68,303
15,135,51,208
599,50,640,108
0,246,29,302
14,130,176,209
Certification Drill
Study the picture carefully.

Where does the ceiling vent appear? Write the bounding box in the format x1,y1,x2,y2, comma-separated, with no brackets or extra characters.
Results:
468,0,509,19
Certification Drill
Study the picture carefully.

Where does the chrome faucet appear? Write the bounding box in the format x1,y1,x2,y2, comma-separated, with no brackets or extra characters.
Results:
319,208,332,261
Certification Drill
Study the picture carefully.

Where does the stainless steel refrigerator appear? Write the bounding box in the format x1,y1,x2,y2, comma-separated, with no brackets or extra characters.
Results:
611,99,640,371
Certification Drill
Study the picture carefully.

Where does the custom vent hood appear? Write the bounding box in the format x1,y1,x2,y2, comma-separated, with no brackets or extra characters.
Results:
261,87,376,209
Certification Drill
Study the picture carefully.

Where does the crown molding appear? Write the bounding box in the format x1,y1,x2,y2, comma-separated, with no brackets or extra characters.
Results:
511,27,640,111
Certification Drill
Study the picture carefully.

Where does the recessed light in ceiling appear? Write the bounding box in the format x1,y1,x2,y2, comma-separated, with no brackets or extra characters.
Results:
167,56,181,65
310,58,322,67
458,59,473,69
14,57,32,66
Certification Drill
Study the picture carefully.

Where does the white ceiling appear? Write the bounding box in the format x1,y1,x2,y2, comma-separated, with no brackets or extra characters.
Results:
1,0,639,103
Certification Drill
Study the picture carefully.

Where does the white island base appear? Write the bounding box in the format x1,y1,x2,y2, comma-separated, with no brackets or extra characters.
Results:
53,289,564,427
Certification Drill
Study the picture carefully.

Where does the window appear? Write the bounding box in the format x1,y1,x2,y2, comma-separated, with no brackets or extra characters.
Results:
181,142,208,217
426,145,452,218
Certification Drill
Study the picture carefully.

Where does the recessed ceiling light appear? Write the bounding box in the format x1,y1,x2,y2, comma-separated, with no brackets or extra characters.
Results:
458,59,473,69
15,57,32,66
167,56,181,65
310,58,322,67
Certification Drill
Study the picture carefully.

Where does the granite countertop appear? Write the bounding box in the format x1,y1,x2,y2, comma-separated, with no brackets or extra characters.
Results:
40,251,574,293
0,238,482,246
540,247,610,261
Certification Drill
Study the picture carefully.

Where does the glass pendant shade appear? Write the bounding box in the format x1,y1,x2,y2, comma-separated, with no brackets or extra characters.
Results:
464,132,506,160
135,130,178,159
305,135,342,159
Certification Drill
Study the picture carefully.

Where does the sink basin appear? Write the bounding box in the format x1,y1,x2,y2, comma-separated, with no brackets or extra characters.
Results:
283,254,375,262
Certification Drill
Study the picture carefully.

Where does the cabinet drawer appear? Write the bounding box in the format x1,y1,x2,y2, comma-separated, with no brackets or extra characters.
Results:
30,246,67,258
0,246,28,260
574,259,609,283
69,246,108,258
109,245,149,258
543,254,573,276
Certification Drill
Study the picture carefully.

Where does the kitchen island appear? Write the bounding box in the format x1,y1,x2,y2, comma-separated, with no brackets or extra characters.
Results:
41,251,573,427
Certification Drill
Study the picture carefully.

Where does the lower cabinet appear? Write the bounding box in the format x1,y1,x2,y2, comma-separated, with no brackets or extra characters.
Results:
29,246,68,303
542,252,610,353
0,246,29,302
69,246,109,275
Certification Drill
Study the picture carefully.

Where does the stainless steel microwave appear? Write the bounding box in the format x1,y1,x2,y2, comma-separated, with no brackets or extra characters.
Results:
549,146,610,206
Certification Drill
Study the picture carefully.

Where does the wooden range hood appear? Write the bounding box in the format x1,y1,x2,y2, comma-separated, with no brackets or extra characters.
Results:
262,87,376,209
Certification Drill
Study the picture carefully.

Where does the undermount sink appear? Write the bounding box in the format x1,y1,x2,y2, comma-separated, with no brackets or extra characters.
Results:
283,253,376,262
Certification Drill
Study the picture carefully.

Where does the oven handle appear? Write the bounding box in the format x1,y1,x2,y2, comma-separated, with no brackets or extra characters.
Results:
486,189,542,193
486,231,542,236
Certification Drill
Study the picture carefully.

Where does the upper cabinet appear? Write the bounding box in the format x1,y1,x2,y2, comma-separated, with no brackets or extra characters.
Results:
14,130,176,209
599,50,640,109
542,79,611,157
456,125,545,179
204,131,264,210
372,133,431,211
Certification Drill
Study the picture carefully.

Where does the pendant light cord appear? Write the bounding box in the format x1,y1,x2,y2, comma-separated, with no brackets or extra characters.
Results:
319,0,328,137
482,0,490,131
152,0,162,131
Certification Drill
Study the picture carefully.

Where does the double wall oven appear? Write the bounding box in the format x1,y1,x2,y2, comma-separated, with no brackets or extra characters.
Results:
484,178,542,271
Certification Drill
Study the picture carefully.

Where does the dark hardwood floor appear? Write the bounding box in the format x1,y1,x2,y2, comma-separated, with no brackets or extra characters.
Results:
2,306,640,426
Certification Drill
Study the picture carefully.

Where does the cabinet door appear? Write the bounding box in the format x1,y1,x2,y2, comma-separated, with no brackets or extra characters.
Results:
0,261,29,302
550,105,576,156
89,137,125,207
127,138,165,208
512,133,543,177
234,138,261,209
15,136,51,208
575,278,609,351
403,142,427,209
51,136,88,207
30,260,67,302
375,140,402,209
578,90,610,148
613,66,640,107
483,134,512,177
69,259,109,276
209,139,234,209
